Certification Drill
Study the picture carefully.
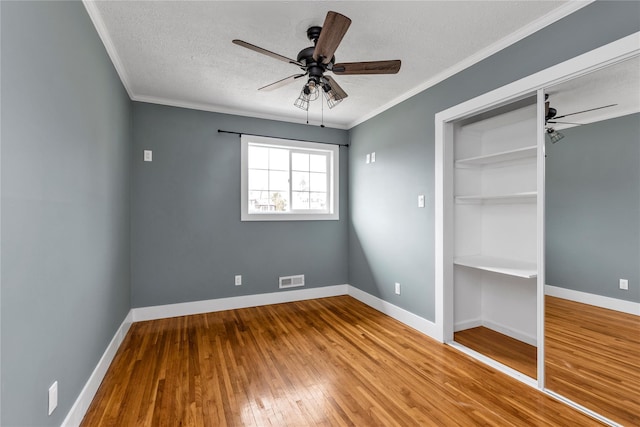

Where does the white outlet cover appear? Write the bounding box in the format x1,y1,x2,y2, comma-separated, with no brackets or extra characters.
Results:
619,279,629,290
365,153,370,164
48,381,58,415
371,152,376,162
235,275,242,286
143,150,153,162
418,195,425,208
395,282,401,295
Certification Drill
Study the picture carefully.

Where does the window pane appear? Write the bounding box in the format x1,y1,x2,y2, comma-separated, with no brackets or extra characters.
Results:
270,191,289,212
269,170,289,191
309,172,326,192
310,192,327,210
248,169,268,191
292,191,309,210
292,153,309,171
310,154,326,172
248,190,270,212
248,146,269,169
292,171,309,191
269,148,289,171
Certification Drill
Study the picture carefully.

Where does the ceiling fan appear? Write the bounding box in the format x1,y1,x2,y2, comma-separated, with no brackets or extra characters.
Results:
233,11,401,112
545,96,617,143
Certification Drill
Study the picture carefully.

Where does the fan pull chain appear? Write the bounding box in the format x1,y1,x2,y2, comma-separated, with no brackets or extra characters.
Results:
306,107,309,125
320,97,325,128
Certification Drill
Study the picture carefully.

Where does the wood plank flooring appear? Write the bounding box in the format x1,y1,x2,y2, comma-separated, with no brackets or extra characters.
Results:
454,326,537,379
545,296,640,426
81,296,601,426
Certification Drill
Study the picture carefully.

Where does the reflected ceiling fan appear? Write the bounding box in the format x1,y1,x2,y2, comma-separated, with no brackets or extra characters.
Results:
233,11,401,112
545,95,617,143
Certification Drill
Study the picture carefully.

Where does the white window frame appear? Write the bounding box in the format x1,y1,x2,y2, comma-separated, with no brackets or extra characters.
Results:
241,135,339,221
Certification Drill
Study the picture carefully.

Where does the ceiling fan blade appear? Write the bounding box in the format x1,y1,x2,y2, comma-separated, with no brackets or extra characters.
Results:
554,103,617,119
324,75,348,100
332,60,401,75
313,11,352,64
258,74,306,91
233,39,302,67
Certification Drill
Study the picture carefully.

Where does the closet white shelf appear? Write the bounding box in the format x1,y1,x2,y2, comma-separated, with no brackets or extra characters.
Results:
455,146,537,167
454,255,537,279
455,191,537,204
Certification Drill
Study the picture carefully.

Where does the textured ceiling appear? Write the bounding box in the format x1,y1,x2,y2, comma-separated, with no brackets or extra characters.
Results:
85,1,588,129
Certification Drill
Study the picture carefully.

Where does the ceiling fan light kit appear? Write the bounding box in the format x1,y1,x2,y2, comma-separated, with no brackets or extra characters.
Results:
544,94,616,143
233,11,401,115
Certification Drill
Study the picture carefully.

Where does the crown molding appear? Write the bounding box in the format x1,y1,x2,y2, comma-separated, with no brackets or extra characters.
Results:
347,0,595,129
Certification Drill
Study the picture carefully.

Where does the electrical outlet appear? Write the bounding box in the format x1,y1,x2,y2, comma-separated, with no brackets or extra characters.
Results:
619,279,629,290
143,150,153,162
235,275,242,286
371,152,376,162
48,381,58,415
365,153,370,164
395,282,401,295
418,194,425,208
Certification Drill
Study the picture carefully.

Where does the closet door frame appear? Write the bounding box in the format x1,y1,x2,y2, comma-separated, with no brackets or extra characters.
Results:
434,32,640,389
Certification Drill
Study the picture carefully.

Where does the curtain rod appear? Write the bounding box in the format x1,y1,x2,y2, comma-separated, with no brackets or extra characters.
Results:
217,130,349,147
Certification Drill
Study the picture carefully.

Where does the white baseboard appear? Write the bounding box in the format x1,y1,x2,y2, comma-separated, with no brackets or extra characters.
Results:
131,284,349,322
61,311,133,427
482,320,537,347
347,286,439,339
546,285,640,316
454,319,537,346
64,284,438,424
454,318,482,332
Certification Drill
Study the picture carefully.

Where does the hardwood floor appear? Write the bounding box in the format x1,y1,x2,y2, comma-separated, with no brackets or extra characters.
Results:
454,327,537,379
82,296,601,426
545,296,640,427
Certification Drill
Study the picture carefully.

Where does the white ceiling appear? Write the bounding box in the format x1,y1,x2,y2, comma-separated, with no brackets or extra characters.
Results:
84,1,591,129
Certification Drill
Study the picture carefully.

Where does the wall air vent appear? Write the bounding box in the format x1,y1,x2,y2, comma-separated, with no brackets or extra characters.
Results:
279,274,305,289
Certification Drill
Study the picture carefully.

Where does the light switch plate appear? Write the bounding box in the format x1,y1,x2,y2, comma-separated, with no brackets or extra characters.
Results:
619,279,629,290
371,152,376,162
365,153,370,164
48,381,58,415
143,150,153,162
418,195,425,208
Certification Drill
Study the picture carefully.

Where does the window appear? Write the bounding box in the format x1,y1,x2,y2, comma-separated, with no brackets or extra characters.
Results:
241,135,339,221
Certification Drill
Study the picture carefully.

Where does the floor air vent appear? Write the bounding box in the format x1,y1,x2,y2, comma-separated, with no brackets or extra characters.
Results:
279,274,305,289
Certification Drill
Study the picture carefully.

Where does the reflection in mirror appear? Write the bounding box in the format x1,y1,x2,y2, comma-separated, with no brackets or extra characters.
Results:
544,56,640,426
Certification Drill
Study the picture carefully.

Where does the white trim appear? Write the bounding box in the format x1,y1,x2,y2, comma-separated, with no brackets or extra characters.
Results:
83,0,590,131
132,285,349,322
240,135,340,222
82,1,134,100
61,311,133,427
134,94,349,130
347,1,594,128
347,287,439,339
131,285,439,338
454,319,537,347
435,32,639,412
435,30,640,350
63,285,439,424
546,285,640,316
544,389,622,427
536,88,547,389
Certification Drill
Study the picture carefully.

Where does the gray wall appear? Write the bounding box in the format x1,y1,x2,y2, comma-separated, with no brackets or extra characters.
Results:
131,103,349,308
1,2,131,426
348,1,640,321
546,114,640,302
